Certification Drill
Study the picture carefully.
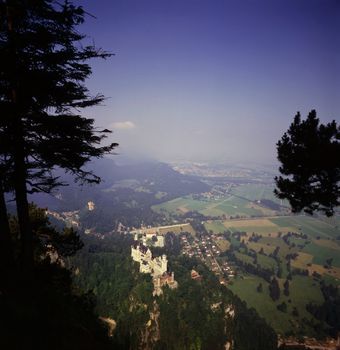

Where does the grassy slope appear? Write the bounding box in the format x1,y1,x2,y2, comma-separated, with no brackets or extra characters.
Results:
152,185,340,337
229,274,324,336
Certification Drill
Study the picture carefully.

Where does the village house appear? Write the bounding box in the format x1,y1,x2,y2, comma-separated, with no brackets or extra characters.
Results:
153,272,178,296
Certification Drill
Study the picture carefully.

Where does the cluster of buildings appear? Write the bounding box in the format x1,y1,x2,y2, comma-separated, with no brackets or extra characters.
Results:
171,162,252,178
193,184,234,201
181,235,205,259
130,222,235,295
133,230,165,248
47,209,80,228
131,243,178,296
180,233,235,283
130,223,192,247
278,335,340,350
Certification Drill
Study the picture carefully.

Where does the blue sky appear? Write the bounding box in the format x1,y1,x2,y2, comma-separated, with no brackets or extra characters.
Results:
77,0,339,164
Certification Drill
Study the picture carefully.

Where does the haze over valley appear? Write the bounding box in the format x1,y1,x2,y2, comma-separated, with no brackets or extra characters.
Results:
1,0,339,349
29,157,340,348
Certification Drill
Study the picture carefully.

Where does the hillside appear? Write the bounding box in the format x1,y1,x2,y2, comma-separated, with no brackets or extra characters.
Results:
71,233,278,350
29,159,209,231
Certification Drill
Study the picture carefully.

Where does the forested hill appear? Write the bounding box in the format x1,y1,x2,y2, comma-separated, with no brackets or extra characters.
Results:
72,233,278,350
106,160,210,196
28,158,209,230
31,158,209,208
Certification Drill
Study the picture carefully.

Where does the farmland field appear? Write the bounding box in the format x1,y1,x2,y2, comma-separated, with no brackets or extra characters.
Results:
152,183,340,338
212,212,340,336
152,192,278,218
303,241,340,267
228,274,324,336
205,220,227,233
270,216,340,239
152,196,268,217
229,183,287,205
158,223,196,236
223,218,285,235
203,215,340,240
257,254,277,270
205,217,295,236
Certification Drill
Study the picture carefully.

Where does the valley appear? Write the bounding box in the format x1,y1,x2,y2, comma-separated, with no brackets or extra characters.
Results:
44,159,340,348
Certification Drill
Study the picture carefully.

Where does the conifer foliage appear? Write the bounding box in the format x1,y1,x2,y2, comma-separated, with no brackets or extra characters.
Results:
275,110,339,217
0,0,117,268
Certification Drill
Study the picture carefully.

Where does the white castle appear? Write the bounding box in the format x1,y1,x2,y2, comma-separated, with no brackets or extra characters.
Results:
131,243,167,276
131,242,178,296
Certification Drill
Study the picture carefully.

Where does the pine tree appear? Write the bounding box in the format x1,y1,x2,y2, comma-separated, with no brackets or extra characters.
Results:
0,0,117,269
283,279,290,296
256,282,263,293
275,110,339,216
269,277,280,301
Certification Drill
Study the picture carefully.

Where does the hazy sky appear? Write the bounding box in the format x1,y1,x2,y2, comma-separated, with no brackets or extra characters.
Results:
77,0,339,165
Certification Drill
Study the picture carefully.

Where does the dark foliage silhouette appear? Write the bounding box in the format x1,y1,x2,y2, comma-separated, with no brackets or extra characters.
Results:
275,110,339,216
0,0,117,268
0,1,116,348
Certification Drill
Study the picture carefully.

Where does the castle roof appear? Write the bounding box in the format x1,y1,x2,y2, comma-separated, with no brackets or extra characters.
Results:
139,243,149,254
132,242,149,254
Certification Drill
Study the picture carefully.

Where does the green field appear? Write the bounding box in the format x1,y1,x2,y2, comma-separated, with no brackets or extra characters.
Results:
207,217,293,236
247,241,276,255
234,250,278,271
207,212,340,336
322,273,340,286
205,220,227,233
152,196,207,214
303,242,340,267
154,183,340,337
230,184,285,204
227,224,280,235
228,274,324,336
257,254,277,270
235,252,255,265
152,193,277,218
258,236,299,258
270,216,340,239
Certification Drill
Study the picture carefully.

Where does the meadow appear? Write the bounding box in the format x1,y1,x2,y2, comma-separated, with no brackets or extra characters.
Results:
208,214,340,336
153,183,340,336
207,216,340,277
152,193,277,218
230,183,282,202
228,274,324,336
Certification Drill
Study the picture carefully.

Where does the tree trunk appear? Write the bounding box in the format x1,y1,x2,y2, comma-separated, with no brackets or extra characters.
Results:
6,5,33,271
11,109,33,269
0,181,14,271
13,134,33,270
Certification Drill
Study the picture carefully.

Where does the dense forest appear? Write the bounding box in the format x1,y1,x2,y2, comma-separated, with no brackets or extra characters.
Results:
0,206,113,350
72,233,278,350
29,159,209,231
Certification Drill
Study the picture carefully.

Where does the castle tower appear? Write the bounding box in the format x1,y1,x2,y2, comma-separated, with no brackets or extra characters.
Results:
171,271,175,283
142,235,147,245
161,254,167,273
